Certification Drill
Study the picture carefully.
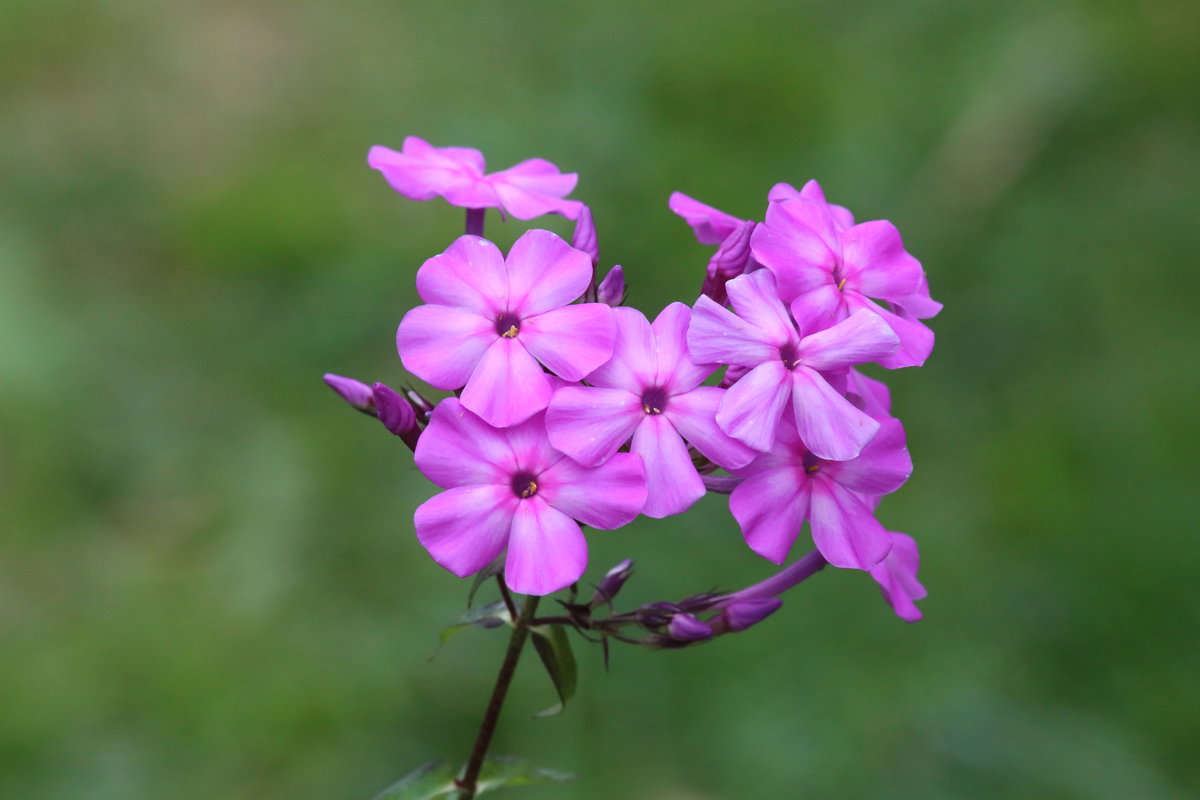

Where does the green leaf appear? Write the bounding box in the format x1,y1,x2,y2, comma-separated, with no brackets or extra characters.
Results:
474,756,574,794
466,556,506,608
438,600,512,648
371,760,458,800
529,624,577,718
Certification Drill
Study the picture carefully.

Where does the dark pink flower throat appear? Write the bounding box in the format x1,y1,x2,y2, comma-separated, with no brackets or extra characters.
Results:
641,386,669,415
495,311,521,338
510,470,539,498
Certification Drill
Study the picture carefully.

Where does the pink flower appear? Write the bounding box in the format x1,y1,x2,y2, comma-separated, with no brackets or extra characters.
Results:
729,417,912,569
687,269,899,460
368,136,584,220
397,230,616,427
413,399,646,595
546,304,755,518
751,180,939,367
869,531,926,621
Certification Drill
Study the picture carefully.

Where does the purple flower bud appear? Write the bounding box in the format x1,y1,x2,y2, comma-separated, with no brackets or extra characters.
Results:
701,220,757,305
373,383,420,450
572,205,599,266
596,265,624,306
637,602,681,629
711,598,782,633
591,558,634,606
323,373,376,414
667,613,713,642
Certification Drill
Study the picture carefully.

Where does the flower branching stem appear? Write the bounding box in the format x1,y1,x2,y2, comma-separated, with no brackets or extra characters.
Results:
456,580,539,799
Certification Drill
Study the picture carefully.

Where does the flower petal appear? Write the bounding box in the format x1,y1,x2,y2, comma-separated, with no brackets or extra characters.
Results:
822,417,911,495
586,306,656,391
415,236,508,317
840,220,923,301
460,337,552,427
730,467,811,564
539,452,646,529
367,138,493,207
716,360,791,452
869,531,926,622
632,415,705,518
652,302,713,394
488,158,583,220
505,498,588,595
790,367,880,461
665,386,757,470
505,229,593,317
521,303,616,381
808,479,892,569
725,270,797,346
753,197,840,303
546,386,644,466
796,309,900,371
414,484,516,578
397,304,494,390
414,398,516,488
668,191,744,245
687,295,777,367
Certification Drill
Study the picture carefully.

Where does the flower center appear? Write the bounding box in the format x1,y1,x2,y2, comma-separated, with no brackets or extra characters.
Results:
802,452,822,474
511,470,538,498
641,386,669,415
779,342,801,371
495,312,521,338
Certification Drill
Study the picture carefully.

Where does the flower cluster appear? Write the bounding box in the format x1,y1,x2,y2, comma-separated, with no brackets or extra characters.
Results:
328,137,936,622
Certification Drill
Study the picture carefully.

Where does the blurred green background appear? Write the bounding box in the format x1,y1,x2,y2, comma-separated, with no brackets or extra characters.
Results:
3,1,1198,798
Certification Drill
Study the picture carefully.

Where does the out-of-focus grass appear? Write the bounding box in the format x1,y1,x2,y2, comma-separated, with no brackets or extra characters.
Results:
2,1,1198,798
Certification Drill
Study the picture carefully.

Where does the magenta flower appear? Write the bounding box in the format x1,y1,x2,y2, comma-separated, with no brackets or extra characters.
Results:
729,417,912,569
368,136,584,220
546,304,755,517
413,399,646,595
687,269,899,460
397,230,616,427
751,179,938,368
668,191,746,245
869,531,926,622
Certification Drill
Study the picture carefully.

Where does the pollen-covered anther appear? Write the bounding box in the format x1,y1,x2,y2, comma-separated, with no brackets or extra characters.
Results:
494,311,521,338
837,278,847,291
511,470,539,498
640,386,669,416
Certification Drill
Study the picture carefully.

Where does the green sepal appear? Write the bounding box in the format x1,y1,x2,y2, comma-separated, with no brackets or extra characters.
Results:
466,556,506,608
370,759,457,799
438,600,512,648
529,624,577,718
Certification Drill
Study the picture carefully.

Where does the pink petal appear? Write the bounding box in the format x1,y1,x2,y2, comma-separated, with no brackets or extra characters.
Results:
687,295,777,367
415,484,516,578
505,229,593,317
396,304,494,390
847,296,935,369
847,368,892,418
795,180,855,230
724,270,797,349
808,479,892,569
665,386,757,470
891,274,942,319
840,220,923,301
521,303,617,381
716,360,791,452
753,197,840,302
586,306,656,391
488,158,583,220
788,285,845,335
632,415,705,518
414,398,516,488
496,409,563,475
415,236,508,317
668,191,744,245
790,367,880,461
651,302,712,394
460,337,553,427
796,309,900,371
504,498,588,595
822,417,911,495
869,531,926,622
730,467,811,563
539,452,646,529
546,386,644,466
367,138,495,208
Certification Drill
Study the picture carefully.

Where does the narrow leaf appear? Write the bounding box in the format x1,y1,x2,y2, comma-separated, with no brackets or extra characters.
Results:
371,759,457,800
437,600,512,649
466,556,506,608
474,756,574,794
529,625,578,717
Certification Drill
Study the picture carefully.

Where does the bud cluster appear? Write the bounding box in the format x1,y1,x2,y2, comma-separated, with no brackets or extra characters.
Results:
326,136,934,624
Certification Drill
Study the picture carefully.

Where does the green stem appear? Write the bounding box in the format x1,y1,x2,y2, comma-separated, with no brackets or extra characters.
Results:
456,583,540,799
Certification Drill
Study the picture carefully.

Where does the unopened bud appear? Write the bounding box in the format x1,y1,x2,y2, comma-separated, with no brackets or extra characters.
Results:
373,383,420,450
591,558,634,606
596,265,624,306
711,598,782,633
667,613,713,642
637,601,681,629
701,220,756,305
571,205,599,266
323,373,375,414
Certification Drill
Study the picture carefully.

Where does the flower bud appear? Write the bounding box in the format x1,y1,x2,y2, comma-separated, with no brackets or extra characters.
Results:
596,265,624,306
710,598,782,633
373,383,420,450
323,373,376,414
591,558,634,607
667,613,713,642
571,205,599,266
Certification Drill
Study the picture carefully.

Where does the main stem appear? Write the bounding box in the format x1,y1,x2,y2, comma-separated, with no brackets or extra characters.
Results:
456,584,540,799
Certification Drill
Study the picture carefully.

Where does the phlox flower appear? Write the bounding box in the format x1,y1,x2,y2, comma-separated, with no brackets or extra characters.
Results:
729,416,912,570
869,531,926,622
687,269,899,460
751,180,939,368
546,303,756,518
397,230,616,427
413,399,646,596
368,136,584,220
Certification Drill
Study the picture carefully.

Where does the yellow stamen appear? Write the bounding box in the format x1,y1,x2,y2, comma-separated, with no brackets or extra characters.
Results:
502,325,519,338
836,278,847,291
806,465,820,474
521,481,538,498
643,404,661,415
